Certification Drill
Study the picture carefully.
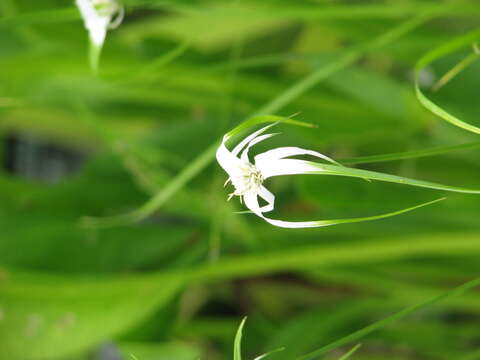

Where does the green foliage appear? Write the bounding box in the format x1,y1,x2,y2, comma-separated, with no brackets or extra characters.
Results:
1,0,480,359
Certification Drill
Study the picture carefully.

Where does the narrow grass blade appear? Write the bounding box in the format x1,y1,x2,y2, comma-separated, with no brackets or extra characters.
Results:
304,198,444,228
124,39,192,82
226,114,316,139
338,344,361,360
415,28,480,134
432,50,480,92
234,317,247,360
295,278,480,360
233,317,284,360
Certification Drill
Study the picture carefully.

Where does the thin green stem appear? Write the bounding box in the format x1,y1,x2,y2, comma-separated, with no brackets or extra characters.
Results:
432,51,480,92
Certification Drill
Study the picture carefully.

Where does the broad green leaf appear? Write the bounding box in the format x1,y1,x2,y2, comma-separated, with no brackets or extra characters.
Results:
0,270,184,359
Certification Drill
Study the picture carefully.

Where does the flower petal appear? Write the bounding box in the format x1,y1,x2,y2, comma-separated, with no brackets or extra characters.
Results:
232,123,278,157
76,0,110,47
240,133,278,163
259,159,324,179
243,191,320,228
107,5,124,29
243,191,263,216
255,146,339,167
216,137,245,179
244,192,444,229
258,186,275,213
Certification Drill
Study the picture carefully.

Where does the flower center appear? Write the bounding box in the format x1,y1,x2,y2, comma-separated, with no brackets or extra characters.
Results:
228,163,264,200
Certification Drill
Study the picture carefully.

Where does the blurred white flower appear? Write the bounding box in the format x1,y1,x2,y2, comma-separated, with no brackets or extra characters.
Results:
76,0,124,71
216,123,340,228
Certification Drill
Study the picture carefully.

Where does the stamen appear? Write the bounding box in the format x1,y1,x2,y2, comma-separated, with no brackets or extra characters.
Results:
224,163,264,201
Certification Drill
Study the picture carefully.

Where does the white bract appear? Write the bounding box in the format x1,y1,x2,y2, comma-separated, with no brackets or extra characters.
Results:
216,123,340,228
76,0,123,72
76,0,123,47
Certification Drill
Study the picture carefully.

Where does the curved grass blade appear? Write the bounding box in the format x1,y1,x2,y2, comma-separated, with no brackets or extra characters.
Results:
295,197,444,228
226,114,316,139
312,162,480,194
295,277,480,360
234,317,247,360
233,317,284,360
415,28,480,134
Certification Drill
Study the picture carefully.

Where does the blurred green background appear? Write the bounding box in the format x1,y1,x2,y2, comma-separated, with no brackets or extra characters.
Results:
1,0,480,359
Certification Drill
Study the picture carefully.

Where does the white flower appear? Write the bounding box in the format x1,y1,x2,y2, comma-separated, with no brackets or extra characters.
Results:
76,0,124,70
216,123,340,228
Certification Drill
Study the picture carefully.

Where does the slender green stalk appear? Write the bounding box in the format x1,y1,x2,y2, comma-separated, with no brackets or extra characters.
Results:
338,344,361,360
432,50,480,92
